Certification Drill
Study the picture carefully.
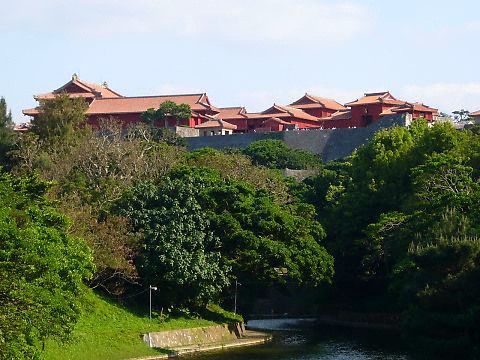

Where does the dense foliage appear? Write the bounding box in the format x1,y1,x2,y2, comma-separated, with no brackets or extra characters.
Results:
0,97,13,128
9,96,333,311
169,165,334,286
141,100,192,126
299,120,480,357
0,172,94,359
0,97,16,167
114,163,333,310
116,177,230,307
31,93,88,141
6,94,479,358
243,139,323,169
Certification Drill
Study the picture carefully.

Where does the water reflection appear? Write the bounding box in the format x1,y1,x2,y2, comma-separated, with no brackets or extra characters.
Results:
195,319,411,360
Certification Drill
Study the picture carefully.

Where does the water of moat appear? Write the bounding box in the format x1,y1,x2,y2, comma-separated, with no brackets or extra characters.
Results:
196,319,415,360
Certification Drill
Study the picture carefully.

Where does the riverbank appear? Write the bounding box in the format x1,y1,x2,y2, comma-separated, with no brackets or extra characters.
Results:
130,330,272,360
42,290,226,360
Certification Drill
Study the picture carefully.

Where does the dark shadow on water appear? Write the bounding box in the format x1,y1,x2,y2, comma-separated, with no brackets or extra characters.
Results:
194,324,418,360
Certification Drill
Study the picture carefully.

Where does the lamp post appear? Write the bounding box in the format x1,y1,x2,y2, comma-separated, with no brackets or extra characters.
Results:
149,285,158,320
234,280,241,314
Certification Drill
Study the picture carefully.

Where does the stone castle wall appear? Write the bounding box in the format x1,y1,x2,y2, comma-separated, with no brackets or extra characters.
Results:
186,115,407,162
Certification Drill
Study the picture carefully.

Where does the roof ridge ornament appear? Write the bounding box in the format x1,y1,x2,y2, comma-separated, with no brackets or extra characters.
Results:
72,73,78,81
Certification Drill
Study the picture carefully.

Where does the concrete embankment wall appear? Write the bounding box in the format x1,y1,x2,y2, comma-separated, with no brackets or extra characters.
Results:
186,115,407,162
144,323,245,349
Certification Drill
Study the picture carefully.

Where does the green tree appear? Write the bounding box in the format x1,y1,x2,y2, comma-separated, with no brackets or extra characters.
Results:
0,97,13,129
30,93,88,141
243,139,322,169
0,172,94,359
141,101,191,128
116,177,229,308
185,147,291,202
167,166,334,287
0,97,17,168
298,120,480,355
400,209,480,358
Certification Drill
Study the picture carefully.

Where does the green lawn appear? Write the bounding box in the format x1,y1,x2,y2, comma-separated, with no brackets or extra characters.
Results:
42,290,218,360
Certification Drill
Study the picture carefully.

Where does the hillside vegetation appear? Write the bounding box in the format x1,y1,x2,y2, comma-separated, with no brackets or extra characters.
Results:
0,96,330,359
43,289,217,360
1,94,480,359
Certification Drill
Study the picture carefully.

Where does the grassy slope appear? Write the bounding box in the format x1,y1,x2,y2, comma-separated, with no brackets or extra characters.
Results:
42,290,218,360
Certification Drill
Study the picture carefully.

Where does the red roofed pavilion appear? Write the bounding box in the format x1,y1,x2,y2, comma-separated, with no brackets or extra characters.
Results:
245,104,322,131
34,73,122,102
195,118,237,136
345,91,405,127
214,107,249,133
289,93,346,118
23,75,220,129
379,102,438,121
345,91,438,127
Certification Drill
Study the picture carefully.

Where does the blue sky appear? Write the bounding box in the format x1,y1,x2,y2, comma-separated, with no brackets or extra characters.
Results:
1,0,479,122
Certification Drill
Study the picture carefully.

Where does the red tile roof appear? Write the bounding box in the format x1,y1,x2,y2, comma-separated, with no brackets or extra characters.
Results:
289,93,346,111
319,110,352,121
35,76,122,100
470,110,480,117
22,107,40,116
380,102,438,116
86,94,216,115
410,103,438,113
79,80,123,98
35,92,96,100
215,107,248,119
247,104,319,121
345,91,405,106
195,119,237,130
263,117,290,125
379,108,397,116
276,105,319,120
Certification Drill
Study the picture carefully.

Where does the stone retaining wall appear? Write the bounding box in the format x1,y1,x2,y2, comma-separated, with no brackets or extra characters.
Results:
186,115,407,162
174,126,200,137
144,323,245,349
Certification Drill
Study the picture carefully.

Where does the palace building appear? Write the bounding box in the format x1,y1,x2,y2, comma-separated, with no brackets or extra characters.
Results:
23,75,440,135
23,75,220,129
288,93,347,118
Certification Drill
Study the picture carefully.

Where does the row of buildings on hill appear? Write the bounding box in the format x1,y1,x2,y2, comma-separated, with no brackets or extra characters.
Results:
21,74,465,136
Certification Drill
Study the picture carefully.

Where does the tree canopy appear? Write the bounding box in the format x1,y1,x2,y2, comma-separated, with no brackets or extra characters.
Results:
298,120,480,357
243,139,323,170
166,166,334,287
0,97,13,129
0,172,94,359
116,177,230,308
141,101,192,126
0,97,16,167
115,164,334,309
30,93,88,141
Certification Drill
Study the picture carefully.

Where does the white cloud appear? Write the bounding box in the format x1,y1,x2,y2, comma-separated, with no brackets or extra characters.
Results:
401,83,480,114
2,0,371,44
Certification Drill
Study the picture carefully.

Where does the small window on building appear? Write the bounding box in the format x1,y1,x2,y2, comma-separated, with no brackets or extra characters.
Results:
210,130,215,136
